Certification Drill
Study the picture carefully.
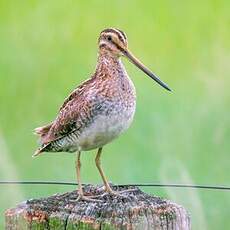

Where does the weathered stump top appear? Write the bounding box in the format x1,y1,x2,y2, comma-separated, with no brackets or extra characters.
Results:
5,184,190,229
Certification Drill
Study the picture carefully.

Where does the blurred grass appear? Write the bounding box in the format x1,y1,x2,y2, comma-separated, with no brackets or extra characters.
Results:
0,0,230,229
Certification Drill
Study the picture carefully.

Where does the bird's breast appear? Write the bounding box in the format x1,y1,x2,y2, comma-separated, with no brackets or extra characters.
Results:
79,95,136,151
77,71,137,151
59,65,137,152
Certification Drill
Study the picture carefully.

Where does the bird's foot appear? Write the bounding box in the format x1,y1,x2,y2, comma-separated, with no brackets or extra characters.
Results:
117,188,139,194
107,188,138,197
92,187,138,199
76,193,102,202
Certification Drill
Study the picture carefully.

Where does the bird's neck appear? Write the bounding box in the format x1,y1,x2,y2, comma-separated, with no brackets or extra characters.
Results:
95,52,127,80
94,51,136,99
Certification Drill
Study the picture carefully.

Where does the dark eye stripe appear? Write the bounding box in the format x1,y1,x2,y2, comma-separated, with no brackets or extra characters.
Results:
101,28,126,44
113,29,126,44
110,40,125,52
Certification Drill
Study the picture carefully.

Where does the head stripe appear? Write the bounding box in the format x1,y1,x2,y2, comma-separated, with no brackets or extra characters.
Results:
101,28,126,44
112,28,126,43
115,29,127,40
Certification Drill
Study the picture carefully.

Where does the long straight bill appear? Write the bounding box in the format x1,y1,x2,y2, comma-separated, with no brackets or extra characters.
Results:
123,50,172,91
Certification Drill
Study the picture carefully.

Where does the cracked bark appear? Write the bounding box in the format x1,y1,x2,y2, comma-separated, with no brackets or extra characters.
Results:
5,184,190,230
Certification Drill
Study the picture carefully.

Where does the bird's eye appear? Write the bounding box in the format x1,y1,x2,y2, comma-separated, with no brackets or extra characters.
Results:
107,36,112,41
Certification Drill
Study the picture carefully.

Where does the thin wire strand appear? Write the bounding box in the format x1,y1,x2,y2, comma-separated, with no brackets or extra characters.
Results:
0,181,229,191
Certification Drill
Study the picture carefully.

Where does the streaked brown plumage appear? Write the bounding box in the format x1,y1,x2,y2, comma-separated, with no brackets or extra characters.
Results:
34,28,171,201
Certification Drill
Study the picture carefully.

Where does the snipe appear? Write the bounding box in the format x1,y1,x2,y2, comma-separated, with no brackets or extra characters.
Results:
34,28,171,201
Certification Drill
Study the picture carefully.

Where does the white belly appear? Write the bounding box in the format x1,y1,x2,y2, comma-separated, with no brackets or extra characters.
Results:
78,106,135,151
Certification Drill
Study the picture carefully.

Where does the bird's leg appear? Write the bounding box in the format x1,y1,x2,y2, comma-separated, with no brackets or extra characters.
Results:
95,147,114,193
95,147,138,197
76,151,83,196
75,151,100,202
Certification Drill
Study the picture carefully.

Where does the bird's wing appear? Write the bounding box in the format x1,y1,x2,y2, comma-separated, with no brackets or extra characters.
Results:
40,77,101,145
59,78,93,111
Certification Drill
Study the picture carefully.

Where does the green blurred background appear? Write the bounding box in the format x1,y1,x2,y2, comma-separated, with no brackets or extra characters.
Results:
0,0,229,229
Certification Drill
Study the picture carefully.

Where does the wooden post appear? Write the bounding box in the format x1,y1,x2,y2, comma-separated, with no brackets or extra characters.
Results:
5,184,190,229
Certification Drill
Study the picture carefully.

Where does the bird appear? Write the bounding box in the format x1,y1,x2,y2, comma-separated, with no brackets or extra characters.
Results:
33,28,171,201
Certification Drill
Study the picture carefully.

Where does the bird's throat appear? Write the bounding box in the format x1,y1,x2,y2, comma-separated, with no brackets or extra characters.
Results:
95,53,126,80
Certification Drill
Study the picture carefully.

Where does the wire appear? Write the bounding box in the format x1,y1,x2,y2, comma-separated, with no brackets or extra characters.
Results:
0,181,230,191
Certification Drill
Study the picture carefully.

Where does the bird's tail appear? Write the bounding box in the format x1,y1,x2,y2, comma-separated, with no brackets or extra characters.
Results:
34,123,52,137
33,123,52,157
32,148,43,157
33,124,52,158
32,144,50,157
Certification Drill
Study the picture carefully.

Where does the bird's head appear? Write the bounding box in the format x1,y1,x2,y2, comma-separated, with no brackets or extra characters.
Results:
98,28,171,91
98,28,128,57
